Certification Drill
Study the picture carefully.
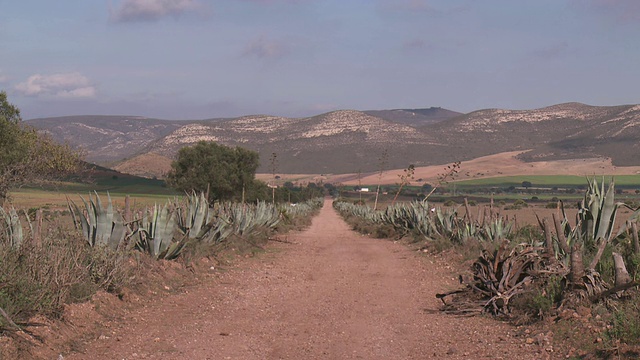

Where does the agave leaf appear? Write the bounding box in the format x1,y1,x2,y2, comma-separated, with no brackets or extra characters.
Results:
0,206,23,248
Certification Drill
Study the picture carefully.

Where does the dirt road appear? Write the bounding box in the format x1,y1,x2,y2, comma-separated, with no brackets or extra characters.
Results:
66,199,551,359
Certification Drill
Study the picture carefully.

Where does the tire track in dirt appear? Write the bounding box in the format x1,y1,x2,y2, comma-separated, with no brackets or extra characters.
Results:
66,199,549,359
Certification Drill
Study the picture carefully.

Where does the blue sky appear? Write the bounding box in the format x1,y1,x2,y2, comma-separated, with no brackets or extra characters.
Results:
1,0,639,120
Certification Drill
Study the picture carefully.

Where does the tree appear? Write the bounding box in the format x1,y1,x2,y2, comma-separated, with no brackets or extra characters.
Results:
522,181,533,189
166,141,260,202
0,91,81,205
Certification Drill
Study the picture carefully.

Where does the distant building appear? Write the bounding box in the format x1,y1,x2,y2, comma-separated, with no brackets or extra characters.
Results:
359,188,370,192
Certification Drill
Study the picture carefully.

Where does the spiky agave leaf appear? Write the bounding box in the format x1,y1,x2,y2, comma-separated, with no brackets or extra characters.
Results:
0,206,23,248
67,192,127,250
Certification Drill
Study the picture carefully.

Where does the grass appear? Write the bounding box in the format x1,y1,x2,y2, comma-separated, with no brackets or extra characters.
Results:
607,299,640,344
8,187,180,209
453,175,640,188
0,227,132,330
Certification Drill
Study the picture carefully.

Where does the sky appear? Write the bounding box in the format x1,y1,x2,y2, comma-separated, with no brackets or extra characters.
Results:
1,0,639,120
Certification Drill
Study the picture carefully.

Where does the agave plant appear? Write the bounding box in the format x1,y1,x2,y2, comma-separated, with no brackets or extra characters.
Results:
219,201,281,237
381,201,434,237
480,217,514,243
542,178,628,294
456,222,479,244
137,202,187,260
279,197,324,218
176,191,211,240
0,206,27,248
433,207,461,240
68,192,128,250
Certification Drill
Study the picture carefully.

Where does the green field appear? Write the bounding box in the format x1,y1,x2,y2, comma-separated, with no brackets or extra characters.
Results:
452,175,640,188
7,177,180,209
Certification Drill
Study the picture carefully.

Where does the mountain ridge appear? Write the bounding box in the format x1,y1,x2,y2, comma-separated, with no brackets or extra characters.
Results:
27,103,640,177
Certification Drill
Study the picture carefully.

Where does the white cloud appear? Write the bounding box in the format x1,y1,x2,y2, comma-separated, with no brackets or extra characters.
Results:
15,73,96,98
110,0,202,23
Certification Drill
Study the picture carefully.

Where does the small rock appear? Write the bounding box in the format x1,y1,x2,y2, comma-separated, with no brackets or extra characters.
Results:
572,311,581,319
534,333,547,345
595,337,603,343
526,338,535,344
577,306,592,318
98,335,109,340
446,347,457,355
559,309,574,320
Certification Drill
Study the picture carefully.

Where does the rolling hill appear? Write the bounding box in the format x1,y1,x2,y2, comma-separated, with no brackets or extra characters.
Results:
27,103,640,178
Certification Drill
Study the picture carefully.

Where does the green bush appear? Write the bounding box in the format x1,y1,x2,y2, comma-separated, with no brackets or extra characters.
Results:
511,275,563,320
510,224,544,244
607,301,640,345
443,200,457,207
505,199,528,210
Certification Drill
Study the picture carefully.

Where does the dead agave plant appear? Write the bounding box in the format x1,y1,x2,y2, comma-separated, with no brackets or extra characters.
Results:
438,178,640,317
437,241,559,316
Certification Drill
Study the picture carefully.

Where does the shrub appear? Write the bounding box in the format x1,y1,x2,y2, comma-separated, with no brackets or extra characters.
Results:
510,224,544,244
0,225,132,330
505,199,528,210
443,200,457,207
511,275,564,320
607,300,640,345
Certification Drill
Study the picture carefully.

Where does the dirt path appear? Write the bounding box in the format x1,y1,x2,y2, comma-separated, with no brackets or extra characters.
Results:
65,199,552,359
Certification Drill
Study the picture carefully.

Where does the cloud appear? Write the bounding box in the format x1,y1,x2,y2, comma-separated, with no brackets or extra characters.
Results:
15,73,97,98
242,36,288,59
110,0,203,23
0,72,7,84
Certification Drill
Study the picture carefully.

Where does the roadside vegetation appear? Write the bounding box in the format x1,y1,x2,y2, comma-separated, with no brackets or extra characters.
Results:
0,91,325,357
334,176,640,357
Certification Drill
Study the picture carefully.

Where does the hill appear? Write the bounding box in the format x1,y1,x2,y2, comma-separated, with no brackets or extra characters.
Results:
364,107,462,127
27,103,640,177
30,115,185,164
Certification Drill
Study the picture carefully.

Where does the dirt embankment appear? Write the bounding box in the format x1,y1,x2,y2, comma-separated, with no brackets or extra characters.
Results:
57,199,553,359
